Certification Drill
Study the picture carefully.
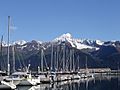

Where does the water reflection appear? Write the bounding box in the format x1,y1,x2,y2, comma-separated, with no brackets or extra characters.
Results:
17,76,120,90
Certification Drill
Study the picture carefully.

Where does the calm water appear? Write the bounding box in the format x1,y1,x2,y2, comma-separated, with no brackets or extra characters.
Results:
16,76,120,90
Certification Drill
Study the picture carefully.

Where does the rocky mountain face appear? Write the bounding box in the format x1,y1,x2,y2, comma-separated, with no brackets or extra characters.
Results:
0,33,120,71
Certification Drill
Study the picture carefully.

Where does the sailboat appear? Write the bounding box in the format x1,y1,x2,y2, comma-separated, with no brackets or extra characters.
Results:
80,56,94,78
0,16,16,89
70,49,81,80
38,45,55,83
0,35,7,75
6,65,38,86
5,49,38,86
4,16,37,86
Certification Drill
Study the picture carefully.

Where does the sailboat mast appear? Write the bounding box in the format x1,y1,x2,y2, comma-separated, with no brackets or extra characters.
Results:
77,55,80,71
0,36,3,70
72,49,75,71
12,45,15,73
54,51,56,71
38,43,40,73
70,49,72,71
0,35,3,54
7,16,10,75
85,56,88,70
62,43,65,71
56,46,59,71
41,48,44,72
51,44,53,71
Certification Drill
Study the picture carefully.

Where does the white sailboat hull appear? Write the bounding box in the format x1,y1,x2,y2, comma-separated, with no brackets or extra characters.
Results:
0,81,16,89
0,85,12,89
18,79,37,86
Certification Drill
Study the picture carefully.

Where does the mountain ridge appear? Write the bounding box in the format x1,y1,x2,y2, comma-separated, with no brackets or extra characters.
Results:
0,33,120,70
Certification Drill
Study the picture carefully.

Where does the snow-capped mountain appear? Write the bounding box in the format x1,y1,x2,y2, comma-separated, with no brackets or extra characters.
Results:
95,40,104,45
54,33,72,41
1,33,119,51
14,40,43,51
53,33,100,50
1,33,120,70
13,40,27,45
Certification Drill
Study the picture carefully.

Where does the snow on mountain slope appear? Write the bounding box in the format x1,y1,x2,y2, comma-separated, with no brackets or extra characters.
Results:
1,33,119,53
95,40,104,45
54,33,72,41
1,33,110,51
54,33,98,50
13,40,27,45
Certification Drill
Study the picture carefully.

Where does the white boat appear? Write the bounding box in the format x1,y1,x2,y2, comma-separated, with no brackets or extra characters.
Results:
28,84,51,90
0,79,16,89
5,72,23,85
5,72,37,86
71,74,81,80
80,71,94,78
0,16,16,90
4,19,38,86
38,72,54,83
80,56,94,79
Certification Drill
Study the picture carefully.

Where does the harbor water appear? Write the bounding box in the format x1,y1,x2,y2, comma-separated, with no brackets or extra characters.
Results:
16,75,120,90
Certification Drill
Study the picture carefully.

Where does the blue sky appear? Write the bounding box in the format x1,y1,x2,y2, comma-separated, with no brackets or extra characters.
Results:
0,0,120,42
